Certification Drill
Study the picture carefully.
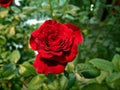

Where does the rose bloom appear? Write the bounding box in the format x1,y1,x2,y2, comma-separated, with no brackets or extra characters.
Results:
0,0,13,8
30,20,83,74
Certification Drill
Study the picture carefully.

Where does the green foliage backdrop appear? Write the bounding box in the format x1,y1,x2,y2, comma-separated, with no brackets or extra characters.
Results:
0,0,120,90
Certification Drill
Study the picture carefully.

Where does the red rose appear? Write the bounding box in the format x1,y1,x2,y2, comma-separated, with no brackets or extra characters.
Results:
30,20,83,74
0,0,13,8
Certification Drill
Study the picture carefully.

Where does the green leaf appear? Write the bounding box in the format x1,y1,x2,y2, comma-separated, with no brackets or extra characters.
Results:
47,79,59,90
19,62,37,77
65,75,76,90
81,83,108,90
60,76,68,90
42,83,49,90
89,58,114,72
11,84,21,90
112,54,120,71
0,36,6,45
96,71,108,83
11,6,21,13
78,63,100,78
0,10,8,18
9,26,15,36
1,51,10,62
77,63,96,70
8,50,20,64
28,75,46,90
79,69,100,79
66,62,74,73
106,72,120,89
106,72,120,83
1,64,16,80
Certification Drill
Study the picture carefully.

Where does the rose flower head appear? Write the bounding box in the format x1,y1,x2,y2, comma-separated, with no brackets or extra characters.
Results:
0,0,13,8
30,20,83,74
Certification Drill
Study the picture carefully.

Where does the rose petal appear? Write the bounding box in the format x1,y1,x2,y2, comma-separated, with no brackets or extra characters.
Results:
33,55,67,74
65,39,78,62
30,30,40,50
51,51,63,56
50,39,78,63
63,38,73,51
30,34,37,50
38,49,53,58
38,20,58,31
64,23,83,44
33,55,47,73
45,20,58,25
0,0,13,8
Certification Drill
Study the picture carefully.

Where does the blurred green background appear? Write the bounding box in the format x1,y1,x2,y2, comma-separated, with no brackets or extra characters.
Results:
0,0,120,90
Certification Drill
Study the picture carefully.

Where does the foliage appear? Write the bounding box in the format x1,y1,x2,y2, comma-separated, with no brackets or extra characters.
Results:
0,0,120,90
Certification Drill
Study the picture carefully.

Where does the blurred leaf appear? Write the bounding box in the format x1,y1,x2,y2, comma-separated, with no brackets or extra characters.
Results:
9,27,15,36
28,75,46,90
89,58,114,72
1,51,11,62
19,62,37,77
80,69,100,79
0,64,16,80
60,76,68,90
81,83,108,90
106,72,120,83
69,0,83,7
63,14,74,20
77,63,95,70
96,71,108,83
11,6,21,13
0,59,3,63
11,84,21,90
47,79,59,90
65,75,76,90
106,72,120,89
46,76,68,90
116,47,120,52
66,62,74,73
0,36,6,45
90,17,100,24
112,54,120,71
42,83,49,90
0,10,8,18
8,50,20,64
78,63,100,78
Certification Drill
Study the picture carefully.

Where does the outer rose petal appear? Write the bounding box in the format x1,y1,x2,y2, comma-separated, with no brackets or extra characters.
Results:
30,29,40,50
30,35,37,50
33,55,67,74
64,23,83,44
38,20,59,31
0,0,13,8
65,39,78,62
44,20,58,25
